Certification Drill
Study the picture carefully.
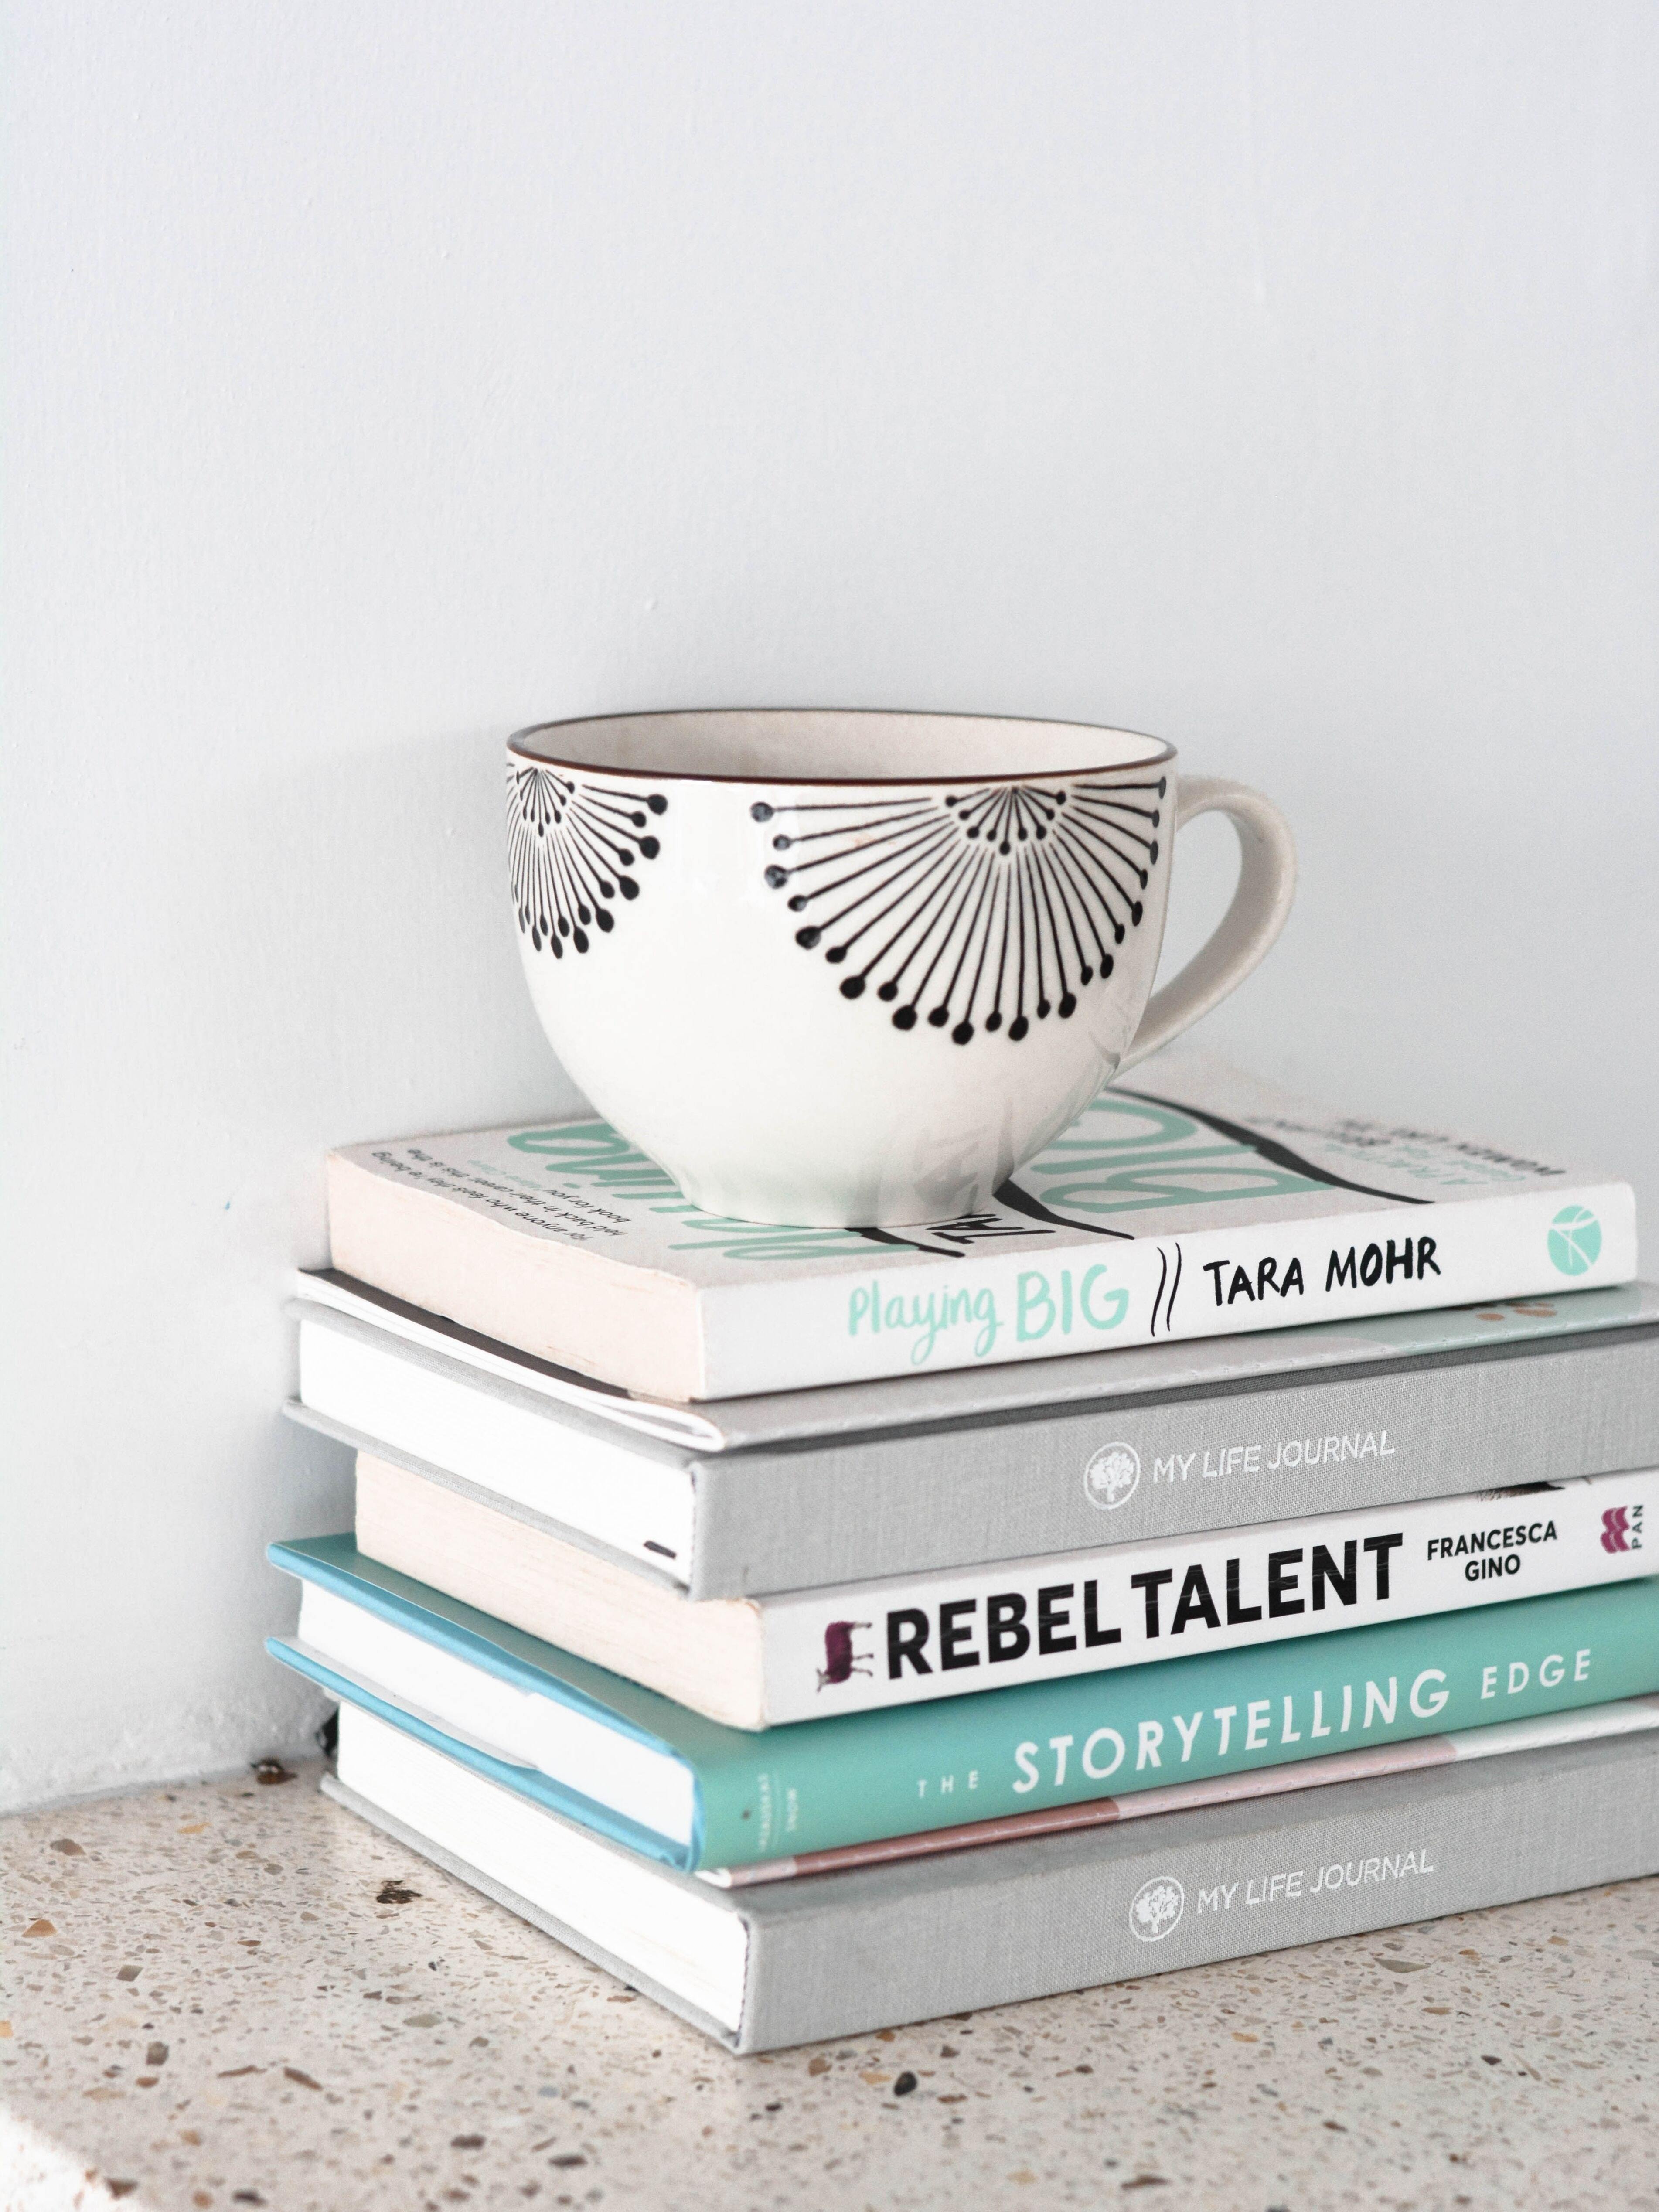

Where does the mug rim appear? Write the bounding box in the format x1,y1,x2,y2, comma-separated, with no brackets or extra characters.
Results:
507,706,1177,787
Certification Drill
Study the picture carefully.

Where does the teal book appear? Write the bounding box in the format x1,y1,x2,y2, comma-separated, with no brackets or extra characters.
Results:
269,1535,1659,1873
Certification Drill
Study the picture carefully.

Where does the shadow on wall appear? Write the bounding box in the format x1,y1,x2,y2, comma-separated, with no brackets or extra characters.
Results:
154,723,586,1174
0,721,589,1810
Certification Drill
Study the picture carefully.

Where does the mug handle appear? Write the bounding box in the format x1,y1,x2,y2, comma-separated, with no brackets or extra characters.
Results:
1117,777,1298,1073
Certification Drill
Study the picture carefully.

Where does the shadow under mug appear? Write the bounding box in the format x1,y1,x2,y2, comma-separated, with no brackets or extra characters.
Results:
507,709,1296,1227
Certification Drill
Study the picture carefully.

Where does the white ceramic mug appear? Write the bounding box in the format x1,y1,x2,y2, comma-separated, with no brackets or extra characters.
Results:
507,709,1295,1226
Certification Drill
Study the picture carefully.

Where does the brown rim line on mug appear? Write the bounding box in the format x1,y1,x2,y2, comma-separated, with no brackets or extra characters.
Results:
504,708,1297,1228
507,706,1176,786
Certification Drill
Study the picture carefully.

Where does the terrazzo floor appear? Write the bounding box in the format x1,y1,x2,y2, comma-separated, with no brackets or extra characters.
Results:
3,1758,1656,2211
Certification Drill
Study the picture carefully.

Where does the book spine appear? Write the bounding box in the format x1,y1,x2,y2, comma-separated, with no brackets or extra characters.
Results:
737,1729,1659,2051
692,1327,1659,1598
322,1769,751,2052
755,1467,1659,1720
296,1311,698,1575
697,1182,1638,1395
694,1578,1659,1866
713,1697,1659,1885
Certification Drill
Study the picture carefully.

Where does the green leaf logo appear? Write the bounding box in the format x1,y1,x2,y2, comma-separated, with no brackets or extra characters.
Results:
1547,1205,1602,1277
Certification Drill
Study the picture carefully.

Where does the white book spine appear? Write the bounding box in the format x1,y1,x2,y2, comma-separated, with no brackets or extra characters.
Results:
700,1183,1636,1394
756,1467,1658,1723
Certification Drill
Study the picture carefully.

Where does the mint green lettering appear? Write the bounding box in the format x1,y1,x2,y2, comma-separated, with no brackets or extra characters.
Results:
853,1284,1001,1360
909,1295,945,1365
1017,1272,1056,1341
1080,1263,1128,1331
1018,1092,1331,1219
509,1121,646,1166
508,1121,873,1264
1048,1101,1200,1150
1034,1157,1323,1216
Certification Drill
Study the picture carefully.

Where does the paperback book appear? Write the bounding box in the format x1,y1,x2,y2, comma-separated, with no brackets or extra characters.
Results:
349,1456,1659,1727
267,1537,1659,1872
323,1053,1637,1399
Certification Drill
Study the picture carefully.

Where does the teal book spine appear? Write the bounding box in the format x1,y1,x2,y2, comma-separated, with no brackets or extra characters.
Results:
266,1539,1659,1871
692,1580,1659,1866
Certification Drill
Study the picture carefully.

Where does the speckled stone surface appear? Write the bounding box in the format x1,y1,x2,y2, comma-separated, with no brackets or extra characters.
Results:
3,1759,1656,2212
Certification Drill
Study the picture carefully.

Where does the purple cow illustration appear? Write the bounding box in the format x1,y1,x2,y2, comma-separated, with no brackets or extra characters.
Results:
817,1619,874,1691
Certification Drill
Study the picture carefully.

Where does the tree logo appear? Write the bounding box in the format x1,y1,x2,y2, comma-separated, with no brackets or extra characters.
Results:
1128,1874,1185,1942
1547,1206,1601,1278
1084,1442,1141,1510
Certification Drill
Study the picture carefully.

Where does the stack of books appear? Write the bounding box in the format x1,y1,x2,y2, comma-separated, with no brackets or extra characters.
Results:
268,1056,1659,2052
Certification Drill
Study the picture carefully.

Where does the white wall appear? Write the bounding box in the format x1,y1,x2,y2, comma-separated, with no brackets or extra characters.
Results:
4,2,1655,1810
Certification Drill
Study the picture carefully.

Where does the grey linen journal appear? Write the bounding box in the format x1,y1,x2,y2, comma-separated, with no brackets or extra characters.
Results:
323,1730,1659,2053
685,1329,1659,1595
293,1303,1659,1597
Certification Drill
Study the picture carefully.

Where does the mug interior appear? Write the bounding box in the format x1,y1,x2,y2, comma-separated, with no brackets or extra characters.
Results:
509,709,1173,785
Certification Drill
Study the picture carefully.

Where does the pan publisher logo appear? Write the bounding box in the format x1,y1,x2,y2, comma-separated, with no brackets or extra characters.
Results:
1084,1442,1141,1510
1129,1875,1185,1942
1601,1504,1643,1554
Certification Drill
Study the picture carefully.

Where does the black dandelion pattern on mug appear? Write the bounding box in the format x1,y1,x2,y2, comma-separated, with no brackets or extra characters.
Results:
753,774,1165,1043
508,764,668,955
